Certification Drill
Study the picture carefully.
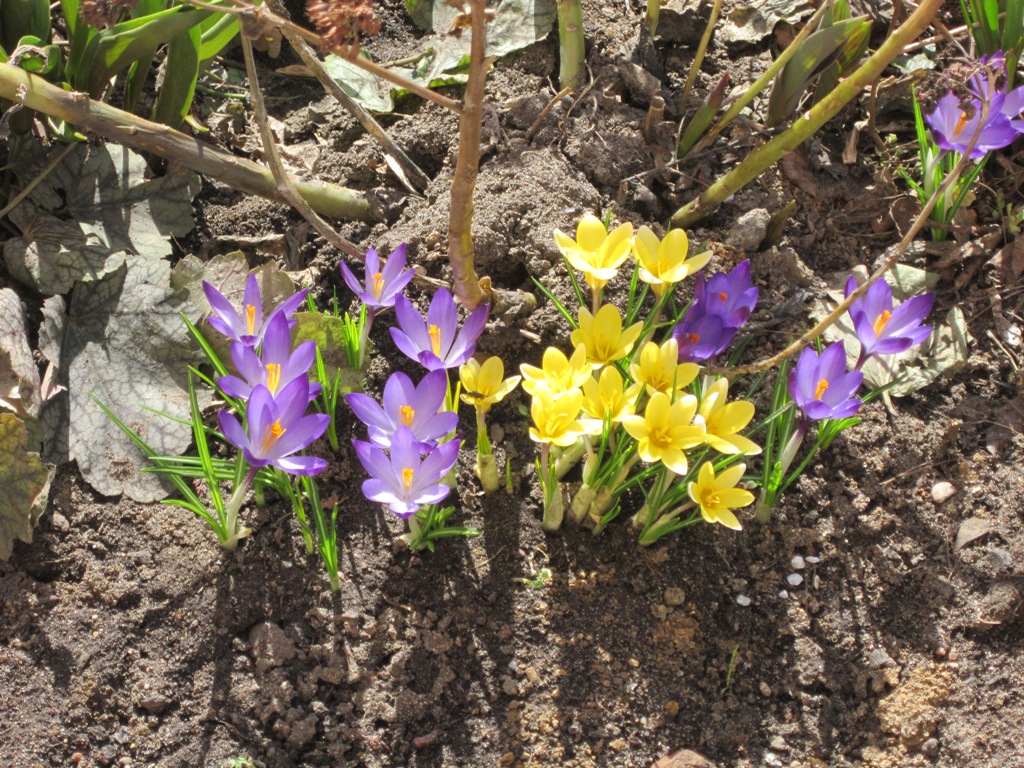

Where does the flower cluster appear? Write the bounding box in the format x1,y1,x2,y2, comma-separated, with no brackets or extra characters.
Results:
531,218,762,539
202,274,330,549
341,249,492,548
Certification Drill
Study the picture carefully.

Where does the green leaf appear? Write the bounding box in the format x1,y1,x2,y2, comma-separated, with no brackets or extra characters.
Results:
151,24,201,128
55,256,210,501
0,0,50,51
0,413,55,560
292,312,363,392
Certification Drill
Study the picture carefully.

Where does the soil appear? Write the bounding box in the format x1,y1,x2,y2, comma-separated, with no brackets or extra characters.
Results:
3,1,1024,768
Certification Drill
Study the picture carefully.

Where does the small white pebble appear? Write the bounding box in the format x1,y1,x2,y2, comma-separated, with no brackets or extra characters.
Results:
932,481,956,504
507,660,519,672
779,590,789,599
736,595,752,607
791,555,806,570
806,556,821,564
813,575,822,590
787,573,804,587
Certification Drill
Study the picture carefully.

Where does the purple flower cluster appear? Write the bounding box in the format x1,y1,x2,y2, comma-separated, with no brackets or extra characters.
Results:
789,277,934,422
926,52,1024,159
671,260,759,364
203,274,328,476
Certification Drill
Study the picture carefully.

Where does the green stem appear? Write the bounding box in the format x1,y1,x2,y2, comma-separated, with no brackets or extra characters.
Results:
670,0,943,227
557,0,585,91
0,62,372,221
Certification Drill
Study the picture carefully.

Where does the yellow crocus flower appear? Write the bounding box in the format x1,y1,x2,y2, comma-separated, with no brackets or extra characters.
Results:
571,304,644,367
529,389,586,447
629,338,699,399
579,366,644,435
698,378,761,456
688,462,754,530
620,392,705,474
632,226,713,297
554,214,634,295
520,344,593,397
460,357,521,412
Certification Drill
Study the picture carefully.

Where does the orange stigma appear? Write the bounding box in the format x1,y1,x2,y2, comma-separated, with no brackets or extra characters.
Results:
814,379,830,399
245,304,257,335
261,419,286,453
265,363,281,394
399,405,415,427
401,467,414,491
718,292,728,302
688,333,700,344
371,272,384,299
955,110,970,136
428,324,442,356
872,310,892,337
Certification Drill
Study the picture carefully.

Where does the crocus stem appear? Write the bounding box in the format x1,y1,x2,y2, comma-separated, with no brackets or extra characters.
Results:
554,437,588,478
223,466,258,551
0,64,372,222
357,308,375,370
475,408,501,492
540,443,564,531
645,0,660,37
557,0,585,91
670,0,943,227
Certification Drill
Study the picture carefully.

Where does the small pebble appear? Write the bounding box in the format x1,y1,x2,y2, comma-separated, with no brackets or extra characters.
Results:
769,736,789,752
663,586,686,607
736,595,752,607
931,481,956,504
787,573,804,587
778,590,789,599
791,555,806,570
759,681,772,697
805,556,821,564
921,737,940,759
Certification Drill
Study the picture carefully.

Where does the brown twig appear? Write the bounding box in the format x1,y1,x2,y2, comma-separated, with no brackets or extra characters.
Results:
525,84,573,142
447,0,491,310
276,22,430,193
240,18,364,260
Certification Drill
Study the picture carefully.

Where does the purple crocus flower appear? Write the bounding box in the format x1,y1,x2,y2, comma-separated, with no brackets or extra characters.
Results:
844,276,934,359
925,92,1019,159
390,288,489,371
694,260,759,329
203,273,310,348
218,312,321,402
788,341,863,421
672,309,738,364
219,378,329,475
345,370,458,449
340,244,415,311
352,425,460,517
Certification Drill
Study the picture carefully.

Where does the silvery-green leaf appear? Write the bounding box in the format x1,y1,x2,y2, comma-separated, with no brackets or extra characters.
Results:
0,288,42,419
720,0,815,46
0,413,55,561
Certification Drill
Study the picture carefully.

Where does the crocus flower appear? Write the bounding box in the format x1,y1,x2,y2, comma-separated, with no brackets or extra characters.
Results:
688,462,754,530
203,273,310,348
390,288,489,371
698,378,761,456
459,357,520,413
520,344,593,398
844,276,934,359
554,214,634,297
628,338,699,399
218,312,320,402
579,365,643,435
925,91,1019,159
620,392,705,474
570,304,643,367
694,260,759,329
631,226,712,296
788,341,863,421
219,378,329,475
340,244,415,311
672,309,738,364
352,425,459,517
346,370,457,450
529,389,586,447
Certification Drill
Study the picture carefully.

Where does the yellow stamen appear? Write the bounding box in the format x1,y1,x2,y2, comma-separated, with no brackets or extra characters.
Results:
371,272,385,299
261,419,286,453
428,324,442,356
402,467,414,491
814,379,830,399
265,363,281,395
245,304,257,336
399,405,415,427
872,309,892,337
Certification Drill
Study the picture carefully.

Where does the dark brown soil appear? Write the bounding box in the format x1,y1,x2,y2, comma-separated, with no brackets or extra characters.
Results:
3,1,1024,768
